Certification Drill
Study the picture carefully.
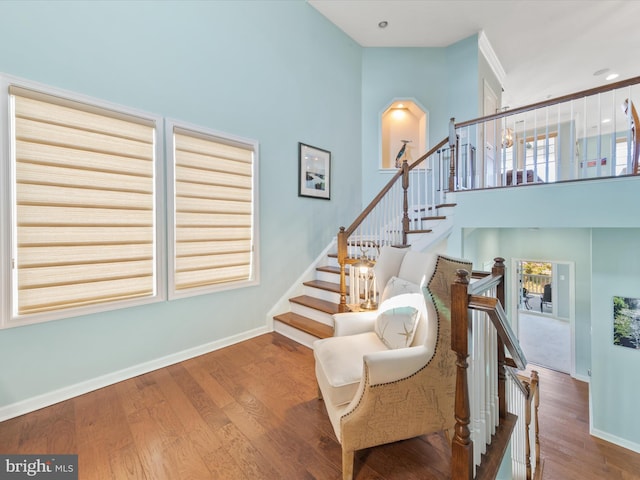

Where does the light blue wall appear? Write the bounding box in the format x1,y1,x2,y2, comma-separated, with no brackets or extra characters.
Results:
462,227,592,377
0,1,363,406
450,177,640,450
591,228,640,448
360,35,480,203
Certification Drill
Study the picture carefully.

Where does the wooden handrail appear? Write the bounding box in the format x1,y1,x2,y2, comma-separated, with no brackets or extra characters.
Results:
469,295,527,370
456,75,640,129
468,272,503,295
342,136,448,238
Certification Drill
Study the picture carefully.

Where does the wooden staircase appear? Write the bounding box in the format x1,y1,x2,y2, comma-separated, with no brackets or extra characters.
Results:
273,253,343,346
272,205,457,347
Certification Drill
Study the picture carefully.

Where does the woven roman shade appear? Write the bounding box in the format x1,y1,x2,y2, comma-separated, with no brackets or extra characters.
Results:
11,86,157,315
172,127,254,291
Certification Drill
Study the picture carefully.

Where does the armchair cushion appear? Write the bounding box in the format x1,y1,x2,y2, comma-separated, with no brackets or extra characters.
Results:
380,275,421,303
333,310,378,337
374,305,419,349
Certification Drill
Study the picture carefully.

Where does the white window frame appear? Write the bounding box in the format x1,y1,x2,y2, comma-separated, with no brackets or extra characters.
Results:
0,74,165,329
165,119,259,300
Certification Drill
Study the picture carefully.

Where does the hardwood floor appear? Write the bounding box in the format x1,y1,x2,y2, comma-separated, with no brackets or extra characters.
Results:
525,364,640,480
0,333,639,479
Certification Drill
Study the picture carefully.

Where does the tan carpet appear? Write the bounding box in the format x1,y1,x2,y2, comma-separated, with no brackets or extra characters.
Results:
518,310,570,373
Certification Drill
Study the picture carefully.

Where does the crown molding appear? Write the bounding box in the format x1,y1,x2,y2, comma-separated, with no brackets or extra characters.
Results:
478,30,506,88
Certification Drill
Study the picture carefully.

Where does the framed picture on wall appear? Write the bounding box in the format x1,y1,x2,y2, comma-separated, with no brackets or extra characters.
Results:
298,142,331,200
613,296,640,349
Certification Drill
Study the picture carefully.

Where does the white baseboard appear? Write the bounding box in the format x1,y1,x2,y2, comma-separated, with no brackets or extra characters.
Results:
572,373,590,383
0,325,269,422
590,427,640,454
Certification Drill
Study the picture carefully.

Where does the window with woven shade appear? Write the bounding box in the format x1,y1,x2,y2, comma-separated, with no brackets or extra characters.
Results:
5,82,163,326
167,122,258,298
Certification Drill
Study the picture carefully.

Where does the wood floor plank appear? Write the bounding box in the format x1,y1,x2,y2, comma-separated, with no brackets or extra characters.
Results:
216,422,282,479
108,443,149,480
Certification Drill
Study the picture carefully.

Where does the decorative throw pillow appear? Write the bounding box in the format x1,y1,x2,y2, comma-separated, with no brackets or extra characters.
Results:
380,276,421,303
375,306,419,349
372,246,408,295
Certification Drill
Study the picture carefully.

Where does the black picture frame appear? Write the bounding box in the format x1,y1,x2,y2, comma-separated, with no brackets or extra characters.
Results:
298,142,331,200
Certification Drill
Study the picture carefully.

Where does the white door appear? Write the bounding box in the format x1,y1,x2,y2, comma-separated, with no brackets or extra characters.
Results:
512,258,575,376
482,81,498,187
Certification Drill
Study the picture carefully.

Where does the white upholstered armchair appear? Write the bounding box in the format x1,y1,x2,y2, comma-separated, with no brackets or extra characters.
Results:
313,248,472,480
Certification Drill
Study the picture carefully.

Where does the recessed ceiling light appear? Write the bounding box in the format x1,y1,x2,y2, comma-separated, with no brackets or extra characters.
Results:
606,73,619,81
378,21,388,28
593,68,610,76
602,118,611,124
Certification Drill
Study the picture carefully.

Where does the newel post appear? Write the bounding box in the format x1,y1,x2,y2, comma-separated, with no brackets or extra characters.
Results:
448,117,458,193
337,227,348,312
401,159,410,246
451,268,473,480
492,257,507,417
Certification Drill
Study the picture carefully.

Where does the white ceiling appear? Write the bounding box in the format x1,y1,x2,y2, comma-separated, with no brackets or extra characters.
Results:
308,0,640,110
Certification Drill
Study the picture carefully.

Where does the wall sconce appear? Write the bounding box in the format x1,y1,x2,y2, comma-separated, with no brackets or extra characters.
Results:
354,256,378,310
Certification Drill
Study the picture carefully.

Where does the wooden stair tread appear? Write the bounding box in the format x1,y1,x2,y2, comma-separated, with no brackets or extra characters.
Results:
273,312,333,339
406,229,433,234
316,265,341,275
420,215,447,221
289,295,340,315
303,279,340,293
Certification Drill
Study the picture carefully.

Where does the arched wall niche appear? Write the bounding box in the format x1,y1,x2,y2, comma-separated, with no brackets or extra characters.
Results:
380,99,428,170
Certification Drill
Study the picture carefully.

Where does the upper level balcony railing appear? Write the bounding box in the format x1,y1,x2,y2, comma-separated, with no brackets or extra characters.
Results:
452,76,640,190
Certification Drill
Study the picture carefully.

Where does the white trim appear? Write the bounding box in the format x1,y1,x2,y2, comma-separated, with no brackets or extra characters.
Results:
478,31,506,88
573,373,590,383
0,325,269,422
590,427,640,454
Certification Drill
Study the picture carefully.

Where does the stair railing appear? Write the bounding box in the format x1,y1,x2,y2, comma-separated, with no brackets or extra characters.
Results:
508,369,541,480
451,258,540,479
336,137,450,311
450,75,640,190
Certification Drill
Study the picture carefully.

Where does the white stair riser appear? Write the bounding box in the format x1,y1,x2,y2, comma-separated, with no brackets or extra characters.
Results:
303,286,340,304
316,270,345,284
273,321,317,349
290,303,334,326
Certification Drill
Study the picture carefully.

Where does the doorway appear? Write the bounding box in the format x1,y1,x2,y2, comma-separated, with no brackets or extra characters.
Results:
512,259,575,375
